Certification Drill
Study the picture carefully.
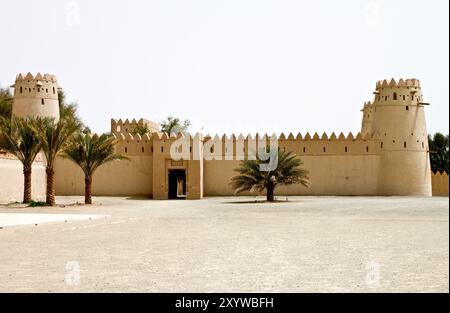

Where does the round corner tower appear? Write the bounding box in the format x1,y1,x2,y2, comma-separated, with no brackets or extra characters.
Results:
11,72,60,121
366,78,432,196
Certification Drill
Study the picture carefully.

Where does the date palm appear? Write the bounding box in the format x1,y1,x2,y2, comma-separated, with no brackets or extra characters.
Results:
36,117,79,206
64,132,128,204
0,116,42,203
231,147,310,202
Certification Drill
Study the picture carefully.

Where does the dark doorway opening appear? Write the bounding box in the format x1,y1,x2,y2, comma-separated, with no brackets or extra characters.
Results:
168,169,186,200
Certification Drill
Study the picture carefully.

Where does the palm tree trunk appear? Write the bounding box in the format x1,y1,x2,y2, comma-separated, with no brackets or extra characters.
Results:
23,165,32,204
85,176,93,204
267,185,274,202
46,167,55,206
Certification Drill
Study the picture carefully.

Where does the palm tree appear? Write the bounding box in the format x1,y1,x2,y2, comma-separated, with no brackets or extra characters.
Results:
231,147,310,202
0,117,42,203
36,117,79,206
63,132,128,204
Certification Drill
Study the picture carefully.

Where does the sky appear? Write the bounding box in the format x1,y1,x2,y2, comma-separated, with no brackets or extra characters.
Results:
0,0,448,136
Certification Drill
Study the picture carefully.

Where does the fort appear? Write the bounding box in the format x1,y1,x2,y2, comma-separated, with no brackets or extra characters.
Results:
0,73,448,202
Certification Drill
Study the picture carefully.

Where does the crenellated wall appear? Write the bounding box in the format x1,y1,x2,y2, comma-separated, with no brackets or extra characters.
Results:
203,132,381,196
431,172,449,196
51,77,435,199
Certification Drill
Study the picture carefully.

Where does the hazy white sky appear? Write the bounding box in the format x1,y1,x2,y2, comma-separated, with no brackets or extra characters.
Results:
0,0,448,135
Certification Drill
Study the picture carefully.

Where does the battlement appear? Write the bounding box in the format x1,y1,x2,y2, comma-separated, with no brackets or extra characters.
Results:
111,118,160,134
11,72,59,99
375,78,421,90
14,72,58,83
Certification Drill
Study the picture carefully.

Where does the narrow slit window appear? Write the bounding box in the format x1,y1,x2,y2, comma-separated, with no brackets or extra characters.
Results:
404,142,407,148
303,147,306,153
393,92,397,100
125,147,128,153
20,87,23,93
345,147,348,152
406,106,409,111
142,147,144,153
366,146,369,152
381,142,383,149
41,99,44,105
323,147,326,153
53,87,55,94
161,146,164,153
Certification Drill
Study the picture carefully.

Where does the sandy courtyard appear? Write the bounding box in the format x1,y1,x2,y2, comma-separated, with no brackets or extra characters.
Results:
0,196,448,292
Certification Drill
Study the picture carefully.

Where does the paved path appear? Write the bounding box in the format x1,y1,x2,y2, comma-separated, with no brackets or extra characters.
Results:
0,196,448,292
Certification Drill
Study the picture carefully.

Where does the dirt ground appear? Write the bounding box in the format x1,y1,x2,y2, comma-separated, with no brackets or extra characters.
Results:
0,196,448,292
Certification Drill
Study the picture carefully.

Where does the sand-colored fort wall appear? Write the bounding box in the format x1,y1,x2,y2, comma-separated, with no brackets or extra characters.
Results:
431,172,449,197
203,132,381,196
55,133,154,197
0,153,46,203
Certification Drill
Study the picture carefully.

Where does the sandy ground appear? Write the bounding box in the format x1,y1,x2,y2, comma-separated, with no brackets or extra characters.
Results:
0,213,108,228
0,196,448,293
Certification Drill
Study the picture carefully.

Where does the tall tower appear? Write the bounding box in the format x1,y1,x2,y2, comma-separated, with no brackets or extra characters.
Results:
11,72,60,121
364,78,432,196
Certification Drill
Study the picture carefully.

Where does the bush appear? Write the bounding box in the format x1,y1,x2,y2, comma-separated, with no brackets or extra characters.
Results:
29,201,50,207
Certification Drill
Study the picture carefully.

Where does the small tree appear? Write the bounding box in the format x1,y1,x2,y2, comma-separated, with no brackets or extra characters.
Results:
36,117,79,206
131,124,151,136
160,116,190,134
0,87,12,119
428,132,449,174
0,117,41,203
64,132,128,204
231,147,310,202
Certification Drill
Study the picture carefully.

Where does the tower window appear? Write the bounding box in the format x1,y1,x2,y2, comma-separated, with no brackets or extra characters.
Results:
393,92,397,100
20,87,22,93
406,106,409,111
125,147,128,153
37,88,40,92
404,142,407,148
345,147,348,152
142,147,144,153
366,146,369,152
41,99,44,105
29,88,31,92
210,147,214,153
381,142,383,149
151,147,154,153
303,147,306,153
403,95,405,101
53,87,55,94
323,147,326,153
46,88,48,93
190,147,192,153
422,142,424,149
161,147,164,153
